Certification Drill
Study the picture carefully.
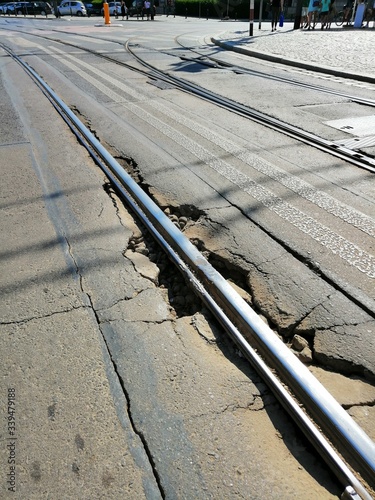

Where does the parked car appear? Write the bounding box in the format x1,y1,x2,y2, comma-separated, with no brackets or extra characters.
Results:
127,0,143,16
3,2,18,14
84,2,102,15
57,0,87,15
101,1,121,16
6,1,53,15
4,2,23,16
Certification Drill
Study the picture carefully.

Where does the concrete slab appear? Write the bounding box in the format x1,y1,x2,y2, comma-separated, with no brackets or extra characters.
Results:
0,310,160,498
0,58,161,498
326,115,375,137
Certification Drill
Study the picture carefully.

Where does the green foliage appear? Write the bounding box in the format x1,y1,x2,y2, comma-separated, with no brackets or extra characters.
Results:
174,0,261,18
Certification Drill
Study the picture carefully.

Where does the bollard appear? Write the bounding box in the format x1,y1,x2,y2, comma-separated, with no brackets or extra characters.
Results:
353,0,365,27
103,1,110,24
249,0,254,35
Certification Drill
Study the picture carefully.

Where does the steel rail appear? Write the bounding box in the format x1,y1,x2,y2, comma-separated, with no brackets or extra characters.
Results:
186,54,375,107
125,42,375,173
7,47,375,494
130,41,375,165
3,24,375,109
1,27,373,171
174,36,375,108
56,118,371,500
78,152,372,500
212,37,375,86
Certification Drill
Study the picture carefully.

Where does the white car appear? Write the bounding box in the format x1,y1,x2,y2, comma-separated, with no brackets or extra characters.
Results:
58,0,87,15
102,1,122,16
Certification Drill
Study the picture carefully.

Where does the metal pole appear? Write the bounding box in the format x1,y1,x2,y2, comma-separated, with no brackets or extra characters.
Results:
258,0,263,28
351,0,357,23
294,0,303,28
249,0,254,35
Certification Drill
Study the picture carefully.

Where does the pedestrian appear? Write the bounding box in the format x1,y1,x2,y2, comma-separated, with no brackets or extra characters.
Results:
301,0,309,27
121,0,127,19
319,0,330,28
364,0,374,27
270,0,283,31
144,0,151,19
306,0,321,28
325,0,336,28
343,0,354,24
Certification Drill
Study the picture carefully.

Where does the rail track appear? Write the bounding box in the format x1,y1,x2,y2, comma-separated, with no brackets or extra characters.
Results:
125,40,375,173
0,24,374,173
2,40,375,498
2,24,374,321
178,36,375,106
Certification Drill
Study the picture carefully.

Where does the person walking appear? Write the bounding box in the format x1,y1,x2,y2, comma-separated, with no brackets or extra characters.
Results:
325,0,336,28
301,0,309,27
364,0,374,27
144,0,151,19
120,0,127,19
319,0,330,27
270,0,283,31
306,0,321,28
342,0,354,24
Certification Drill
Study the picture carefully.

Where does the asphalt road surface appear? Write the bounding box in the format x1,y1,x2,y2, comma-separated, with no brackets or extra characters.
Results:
1,14,374,499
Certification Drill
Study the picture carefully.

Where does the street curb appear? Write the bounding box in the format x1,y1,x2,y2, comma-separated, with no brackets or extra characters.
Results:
211,37,375,84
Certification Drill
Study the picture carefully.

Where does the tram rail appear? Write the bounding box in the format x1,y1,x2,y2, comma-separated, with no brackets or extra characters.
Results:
175,35,375,108
3,44,375,498
0,25,374,173
125,41,375,174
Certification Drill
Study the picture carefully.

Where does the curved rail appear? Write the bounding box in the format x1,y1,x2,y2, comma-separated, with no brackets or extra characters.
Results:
212,36,375,86
1,25,374,172
174,35,375,108
5,46,375,497
125,42,375,174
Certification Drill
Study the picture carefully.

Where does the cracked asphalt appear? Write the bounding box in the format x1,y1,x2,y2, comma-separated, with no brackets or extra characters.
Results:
0,68,341,497
1,21,375,498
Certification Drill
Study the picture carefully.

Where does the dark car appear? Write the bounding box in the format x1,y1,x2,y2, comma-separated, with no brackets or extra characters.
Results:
127,0,142,16
5,1,53,15
84,2,102,15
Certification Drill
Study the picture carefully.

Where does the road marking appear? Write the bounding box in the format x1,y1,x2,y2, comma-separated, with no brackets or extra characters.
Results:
44,45,375,277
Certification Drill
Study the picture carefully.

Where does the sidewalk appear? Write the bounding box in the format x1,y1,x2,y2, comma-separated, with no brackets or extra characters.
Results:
212,22,375,83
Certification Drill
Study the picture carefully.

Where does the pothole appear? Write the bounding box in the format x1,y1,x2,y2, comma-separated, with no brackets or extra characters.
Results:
74,120,364,380
111,150,316,366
